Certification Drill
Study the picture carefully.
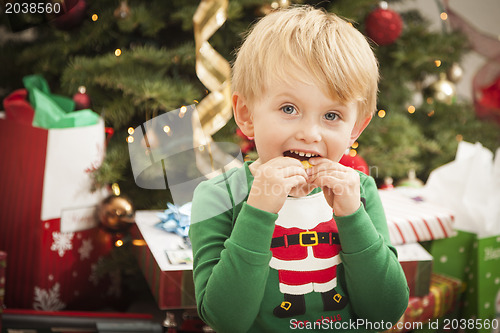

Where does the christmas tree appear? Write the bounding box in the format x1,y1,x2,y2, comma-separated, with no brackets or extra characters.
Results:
1,0,499,209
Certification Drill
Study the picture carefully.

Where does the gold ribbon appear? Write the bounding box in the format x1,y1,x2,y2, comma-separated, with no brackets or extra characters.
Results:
193,0,232,136
192,0,243,177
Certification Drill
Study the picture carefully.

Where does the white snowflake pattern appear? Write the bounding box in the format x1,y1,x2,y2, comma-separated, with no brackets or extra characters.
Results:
78,238,93,260
33,283,66,311
50,232,74,257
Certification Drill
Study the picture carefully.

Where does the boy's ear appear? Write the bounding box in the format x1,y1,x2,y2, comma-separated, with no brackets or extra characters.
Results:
349,114,372,146
232,92,254,138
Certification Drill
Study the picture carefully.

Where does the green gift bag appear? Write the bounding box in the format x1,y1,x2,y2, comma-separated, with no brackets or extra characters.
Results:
423,142,500,332
431,231,500,332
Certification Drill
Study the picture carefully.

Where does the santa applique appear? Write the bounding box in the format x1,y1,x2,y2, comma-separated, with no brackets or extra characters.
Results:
270,191,348,318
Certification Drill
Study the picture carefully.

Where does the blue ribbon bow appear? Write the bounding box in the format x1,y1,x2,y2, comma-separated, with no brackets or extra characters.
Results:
156,202,192,239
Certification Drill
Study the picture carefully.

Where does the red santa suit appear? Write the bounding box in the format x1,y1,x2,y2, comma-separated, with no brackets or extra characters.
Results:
269,192,342,295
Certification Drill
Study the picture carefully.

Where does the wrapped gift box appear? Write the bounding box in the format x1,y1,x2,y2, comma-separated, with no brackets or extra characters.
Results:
385,273,462,333
379,189,456,246
396,243,433,297
131,211,196,310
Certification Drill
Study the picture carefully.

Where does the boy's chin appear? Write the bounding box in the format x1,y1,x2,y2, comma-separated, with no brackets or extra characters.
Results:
289,183,317,198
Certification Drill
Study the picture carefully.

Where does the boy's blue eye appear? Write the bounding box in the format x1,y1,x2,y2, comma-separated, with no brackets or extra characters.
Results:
281,105,296,114
324,112,338,121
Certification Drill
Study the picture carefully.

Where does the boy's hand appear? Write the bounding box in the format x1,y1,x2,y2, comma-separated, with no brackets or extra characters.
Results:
247,157,308,214
307,157,361,216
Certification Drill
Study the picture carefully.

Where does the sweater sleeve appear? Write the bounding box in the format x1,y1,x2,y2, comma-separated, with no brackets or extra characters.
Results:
189,180,277,333
334,174,409,325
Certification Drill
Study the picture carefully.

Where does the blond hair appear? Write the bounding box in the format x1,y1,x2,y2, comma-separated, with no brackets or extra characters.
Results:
232,5,379,120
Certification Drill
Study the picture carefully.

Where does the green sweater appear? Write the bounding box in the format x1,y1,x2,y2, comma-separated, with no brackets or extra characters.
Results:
189,162,409,333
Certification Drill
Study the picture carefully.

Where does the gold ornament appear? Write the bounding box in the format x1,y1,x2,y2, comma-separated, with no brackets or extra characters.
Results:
114,1,130,19
97,195,135,232
446,62,464,83
426,73,456,105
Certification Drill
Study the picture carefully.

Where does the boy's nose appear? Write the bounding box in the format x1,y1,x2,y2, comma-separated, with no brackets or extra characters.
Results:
295,123,321,143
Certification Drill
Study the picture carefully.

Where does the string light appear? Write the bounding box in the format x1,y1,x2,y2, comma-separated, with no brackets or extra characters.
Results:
349,149,357,157
179,105,187,118
115,240,124,247
377,109,386,118
128,127,134,135
91,14,98,21
408,105,416,114
427,110,435,117
112,183,121,196
351,141,359,149
132,239,147,246
434,60,442,67
127,135,134,143
115,49,122,57
440,12,448,21
163,125,171,135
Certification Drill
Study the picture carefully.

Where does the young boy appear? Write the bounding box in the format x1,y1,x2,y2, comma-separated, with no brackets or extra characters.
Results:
189,5,409,332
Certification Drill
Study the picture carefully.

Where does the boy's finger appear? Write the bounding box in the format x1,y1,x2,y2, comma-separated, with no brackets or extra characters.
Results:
307,156,331,165
282,165,308,178
284,175,308,192
307,167,347,179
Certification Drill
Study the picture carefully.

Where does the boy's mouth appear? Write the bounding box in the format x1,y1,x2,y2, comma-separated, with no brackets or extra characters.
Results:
283,150,320,161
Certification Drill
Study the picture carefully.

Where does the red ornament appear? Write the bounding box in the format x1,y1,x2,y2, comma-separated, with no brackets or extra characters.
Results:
339,153,369,175
480,77,500,108
73,86,91,110
473,58,500,124
365,3,403,46
50,0,87,31
476,76,500,124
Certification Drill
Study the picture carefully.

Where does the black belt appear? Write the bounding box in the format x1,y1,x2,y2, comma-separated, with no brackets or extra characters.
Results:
271,231,340,248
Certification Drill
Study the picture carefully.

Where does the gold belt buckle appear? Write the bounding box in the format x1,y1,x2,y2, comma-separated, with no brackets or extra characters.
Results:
299,231,318,246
